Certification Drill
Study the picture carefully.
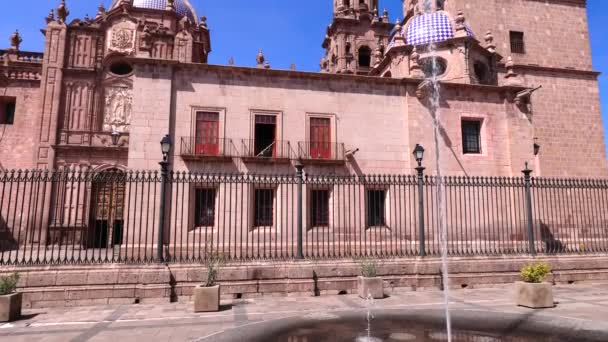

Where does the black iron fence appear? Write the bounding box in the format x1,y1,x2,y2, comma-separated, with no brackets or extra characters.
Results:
0,167,607,265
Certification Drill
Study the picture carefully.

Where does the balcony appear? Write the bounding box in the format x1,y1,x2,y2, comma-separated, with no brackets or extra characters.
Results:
298,142,346,165
241,139,295,163
180,137,236,161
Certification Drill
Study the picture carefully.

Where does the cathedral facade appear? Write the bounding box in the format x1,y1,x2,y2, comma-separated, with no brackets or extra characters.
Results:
0,0,605,178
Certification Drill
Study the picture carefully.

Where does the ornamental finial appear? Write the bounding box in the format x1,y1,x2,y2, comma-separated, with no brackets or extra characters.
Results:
45,9,55,24
56,0,69,23
9,30,22,51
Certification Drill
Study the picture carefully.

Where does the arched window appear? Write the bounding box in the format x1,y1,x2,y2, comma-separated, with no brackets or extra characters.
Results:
358,46,372,68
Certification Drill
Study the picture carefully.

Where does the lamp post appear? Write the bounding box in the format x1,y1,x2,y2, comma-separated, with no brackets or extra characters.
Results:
295,159,304,259
413,144,426,257
158,134,172,262
522,162,535,256
111,130,121,146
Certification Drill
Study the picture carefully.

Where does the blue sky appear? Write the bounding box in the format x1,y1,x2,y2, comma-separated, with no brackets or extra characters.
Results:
2,0,607,154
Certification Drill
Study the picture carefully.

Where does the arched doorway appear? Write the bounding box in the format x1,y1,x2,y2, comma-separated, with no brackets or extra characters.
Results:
88,169,125,248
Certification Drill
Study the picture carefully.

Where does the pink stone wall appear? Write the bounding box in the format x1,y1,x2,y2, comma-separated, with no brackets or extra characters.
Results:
0,84,41,169
450,0,592,70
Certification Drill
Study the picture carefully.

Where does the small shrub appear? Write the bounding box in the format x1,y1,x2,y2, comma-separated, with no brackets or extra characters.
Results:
360,259,378,278
0,273,19,296
204,256,224,287
520,262,551,283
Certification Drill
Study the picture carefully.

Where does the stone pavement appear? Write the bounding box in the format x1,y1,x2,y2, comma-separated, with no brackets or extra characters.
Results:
0,282,607,341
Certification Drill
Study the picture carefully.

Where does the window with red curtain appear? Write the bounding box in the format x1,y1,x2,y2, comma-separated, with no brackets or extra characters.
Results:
195,112,219,156
310,117,331,159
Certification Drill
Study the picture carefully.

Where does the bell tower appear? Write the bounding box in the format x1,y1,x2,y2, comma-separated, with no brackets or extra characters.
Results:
322,0,393,74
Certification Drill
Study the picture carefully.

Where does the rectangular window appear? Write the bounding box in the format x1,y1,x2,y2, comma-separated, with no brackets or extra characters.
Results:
195,111,219,156
462,120,482,154
510,31,525,54
254,115,277,157
310,117,331,159
254,189,274,227
0,98,16,125
194,188,216,227
366,190,386,227
310,190,330,227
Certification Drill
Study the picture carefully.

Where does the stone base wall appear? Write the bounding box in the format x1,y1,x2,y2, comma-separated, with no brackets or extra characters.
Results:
2,255,608,308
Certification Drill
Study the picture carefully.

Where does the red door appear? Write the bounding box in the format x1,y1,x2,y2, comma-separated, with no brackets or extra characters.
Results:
195,112,219,156
310,118,331,159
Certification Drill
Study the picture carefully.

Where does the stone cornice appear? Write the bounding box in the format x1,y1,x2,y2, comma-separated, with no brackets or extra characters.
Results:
501,63,600,78
127,57,529,94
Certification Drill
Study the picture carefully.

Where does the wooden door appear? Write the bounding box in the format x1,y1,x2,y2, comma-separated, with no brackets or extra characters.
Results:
310,118,331,159
195,112,220,156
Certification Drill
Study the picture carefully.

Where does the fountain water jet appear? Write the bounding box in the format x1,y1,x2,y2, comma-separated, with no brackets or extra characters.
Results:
420,0,452,340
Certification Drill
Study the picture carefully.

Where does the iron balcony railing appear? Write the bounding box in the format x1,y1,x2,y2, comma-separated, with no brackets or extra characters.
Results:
1,168,608,265
180,137,236,159
298,141,345,162
241,139,295,160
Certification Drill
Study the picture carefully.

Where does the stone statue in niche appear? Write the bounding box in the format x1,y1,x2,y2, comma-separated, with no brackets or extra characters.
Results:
103,87,132,133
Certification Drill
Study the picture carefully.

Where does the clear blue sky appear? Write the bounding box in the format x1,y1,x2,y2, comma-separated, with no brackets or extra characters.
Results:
2,0,607,155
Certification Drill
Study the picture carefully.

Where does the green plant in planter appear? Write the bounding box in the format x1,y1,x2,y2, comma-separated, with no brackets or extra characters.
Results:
0,273,19,296
360,259,378,278
520,262,551,283
204,256,224,287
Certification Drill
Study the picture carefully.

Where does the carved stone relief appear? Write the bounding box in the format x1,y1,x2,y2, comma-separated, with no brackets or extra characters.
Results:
103,86,132,133
108,21,136,55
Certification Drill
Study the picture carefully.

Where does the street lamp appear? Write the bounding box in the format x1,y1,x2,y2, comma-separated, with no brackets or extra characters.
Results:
158,134,172,262
412,144,426,257
111,130,120,146
160,134,172,162
413,144,425,168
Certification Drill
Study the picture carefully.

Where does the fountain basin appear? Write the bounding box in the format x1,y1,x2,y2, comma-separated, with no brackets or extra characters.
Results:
198,308,608,342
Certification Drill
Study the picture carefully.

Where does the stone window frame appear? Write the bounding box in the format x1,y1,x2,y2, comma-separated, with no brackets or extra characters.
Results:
305,184,335,231
364,185,392,230
459,114,489,157
249,183,279,231
509,31,526,54
188,181,220,232
305,112,338,146
189,106,227,146
249,109,283,143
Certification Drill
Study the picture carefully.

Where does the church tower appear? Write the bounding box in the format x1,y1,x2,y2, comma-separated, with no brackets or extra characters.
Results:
321,0,393,74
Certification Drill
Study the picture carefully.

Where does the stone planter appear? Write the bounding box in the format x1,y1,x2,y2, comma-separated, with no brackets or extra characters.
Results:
357,276,383,299
194,285,220,312
515,282,554,309
0,292,22,322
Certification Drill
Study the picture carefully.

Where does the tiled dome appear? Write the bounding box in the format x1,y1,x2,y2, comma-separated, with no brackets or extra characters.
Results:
388,12,475,48
111,0,198,23
407,12,456,45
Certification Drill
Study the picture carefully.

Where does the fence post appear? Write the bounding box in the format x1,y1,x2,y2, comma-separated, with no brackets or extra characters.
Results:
295,161,304,259
158,161,168,262
416,166,426,257
522,162,536,256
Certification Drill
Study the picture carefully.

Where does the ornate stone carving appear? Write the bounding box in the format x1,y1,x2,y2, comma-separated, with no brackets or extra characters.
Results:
103,87,132,133
109,27,136,54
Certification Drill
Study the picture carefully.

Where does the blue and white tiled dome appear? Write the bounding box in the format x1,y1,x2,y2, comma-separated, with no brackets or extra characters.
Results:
111,0,198,23
388,12,475,48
